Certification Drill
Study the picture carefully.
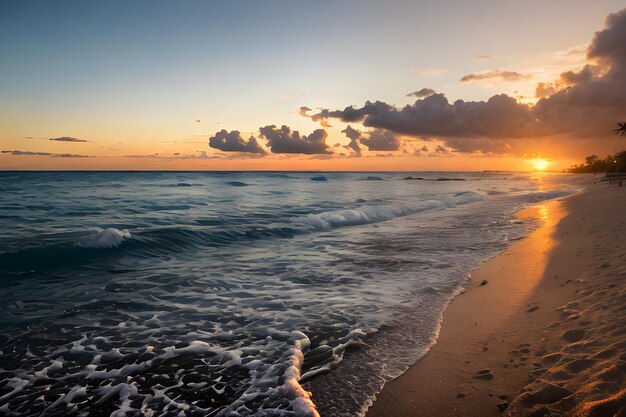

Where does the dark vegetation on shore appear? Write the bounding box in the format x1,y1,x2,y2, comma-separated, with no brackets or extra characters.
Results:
567,122,626,173
567,151,626,173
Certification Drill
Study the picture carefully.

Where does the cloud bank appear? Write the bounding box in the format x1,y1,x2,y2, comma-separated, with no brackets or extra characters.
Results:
49,136,88,142
459,70,532,83
406,88,437,98
259,125,331,154
208,130,266,154
2,150,90,157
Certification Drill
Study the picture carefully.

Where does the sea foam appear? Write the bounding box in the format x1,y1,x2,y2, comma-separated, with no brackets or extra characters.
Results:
76,228,131,248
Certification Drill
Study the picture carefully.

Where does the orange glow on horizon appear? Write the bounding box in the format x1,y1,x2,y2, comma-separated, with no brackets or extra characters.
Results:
531,159,550,171
0,153,579,172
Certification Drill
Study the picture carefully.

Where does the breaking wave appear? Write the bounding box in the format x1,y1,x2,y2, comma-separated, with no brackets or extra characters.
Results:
75,228,131,249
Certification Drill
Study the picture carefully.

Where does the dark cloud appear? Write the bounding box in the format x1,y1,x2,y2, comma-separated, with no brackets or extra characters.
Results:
406,88,437,98
208,130,266,154
259,125,331,154
361,129,400,151
298,106,312,117
312,101,395,125
535,65,595,98
313,93,537,153
341,125,362,157
49,136,88,142
301,106,331,127
2,150,51,156
460,70,532,83
2,150,89,157
476,55,493,60
51,153,89,158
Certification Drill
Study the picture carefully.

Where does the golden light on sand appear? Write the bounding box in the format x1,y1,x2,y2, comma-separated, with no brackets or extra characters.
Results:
531,159,550,171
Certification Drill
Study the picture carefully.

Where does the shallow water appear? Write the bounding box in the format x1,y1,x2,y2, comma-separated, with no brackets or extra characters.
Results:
0,171,584,416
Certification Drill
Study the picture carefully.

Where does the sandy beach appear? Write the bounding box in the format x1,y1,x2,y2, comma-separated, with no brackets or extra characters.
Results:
367,184,626,417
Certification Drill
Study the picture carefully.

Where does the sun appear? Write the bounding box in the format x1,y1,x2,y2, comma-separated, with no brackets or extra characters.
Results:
532,159,550,171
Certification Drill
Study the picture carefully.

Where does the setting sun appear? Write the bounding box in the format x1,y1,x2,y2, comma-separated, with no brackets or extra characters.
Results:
532,159,550,171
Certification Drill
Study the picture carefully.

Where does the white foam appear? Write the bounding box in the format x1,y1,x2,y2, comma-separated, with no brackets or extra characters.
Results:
76,228,131,249
215,331,320,417
300,192,484,231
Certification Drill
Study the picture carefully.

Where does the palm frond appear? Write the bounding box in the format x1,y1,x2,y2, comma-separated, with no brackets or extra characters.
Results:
613,122,626,137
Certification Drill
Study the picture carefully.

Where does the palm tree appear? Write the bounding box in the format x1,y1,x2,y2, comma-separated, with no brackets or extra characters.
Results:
613,122,626,137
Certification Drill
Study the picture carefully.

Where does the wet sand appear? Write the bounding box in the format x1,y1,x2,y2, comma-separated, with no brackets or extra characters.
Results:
366,185,626,417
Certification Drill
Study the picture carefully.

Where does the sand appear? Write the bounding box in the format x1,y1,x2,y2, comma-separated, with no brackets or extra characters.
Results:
366,184,626,417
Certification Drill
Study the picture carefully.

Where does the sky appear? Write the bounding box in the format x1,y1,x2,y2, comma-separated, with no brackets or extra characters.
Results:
1,0,625,171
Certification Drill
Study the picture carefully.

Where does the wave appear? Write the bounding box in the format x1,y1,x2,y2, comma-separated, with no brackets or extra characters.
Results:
299,192,484,231
75,228,131,249
403,176,466,181
522,189,573,202
225,181,249,187
310,175,328,182
0,193,486,273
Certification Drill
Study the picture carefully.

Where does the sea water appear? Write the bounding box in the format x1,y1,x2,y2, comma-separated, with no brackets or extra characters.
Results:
0,171,585,416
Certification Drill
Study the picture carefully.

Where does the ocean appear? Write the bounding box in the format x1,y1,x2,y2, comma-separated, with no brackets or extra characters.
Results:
0,171,584,416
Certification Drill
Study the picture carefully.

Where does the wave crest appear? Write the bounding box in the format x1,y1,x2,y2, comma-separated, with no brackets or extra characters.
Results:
76,228,131,249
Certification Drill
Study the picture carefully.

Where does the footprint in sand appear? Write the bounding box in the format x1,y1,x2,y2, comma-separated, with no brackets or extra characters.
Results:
561,328,587,343
565,358,596,373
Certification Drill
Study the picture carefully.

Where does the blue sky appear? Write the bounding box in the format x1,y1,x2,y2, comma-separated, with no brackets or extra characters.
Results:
1,0,624,170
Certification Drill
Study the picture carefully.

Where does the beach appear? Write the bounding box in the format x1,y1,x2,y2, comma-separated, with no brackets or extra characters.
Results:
367,184,626,416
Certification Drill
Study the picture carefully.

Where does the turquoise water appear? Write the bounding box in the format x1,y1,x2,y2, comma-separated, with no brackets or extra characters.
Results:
0,171,582,416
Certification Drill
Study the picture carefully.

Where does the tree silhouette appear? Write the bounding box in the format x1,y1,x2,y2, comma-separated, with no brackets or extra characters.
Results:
613,122,626,137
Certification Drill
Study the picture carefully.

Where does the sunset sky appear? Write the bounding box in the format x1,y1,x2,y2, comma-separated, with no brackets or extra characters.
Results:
1,0,625,171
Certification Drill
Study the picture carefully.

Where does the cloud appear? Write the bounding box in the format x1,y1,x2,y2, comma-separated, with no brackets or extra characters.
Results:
259,125,331,154
535,65,595,97
341,125,362,157
532,7,626,137
535,82,557,98
299,106,312,117
123,151,222,160
428,145,452,157
2,150,51,156
300,106,331,127
49,136,88,142
312,93,537,153
459,70,533,83
475,55,493,60
406,88,437,98
2,150,90,157
51,153,89,158
309,8,626,154
361,129,400,151
208,129,266,154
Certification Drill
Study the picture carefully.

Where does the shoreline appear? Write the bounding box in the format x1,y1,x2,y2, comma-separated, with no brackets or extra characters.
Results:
366,185,626,416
